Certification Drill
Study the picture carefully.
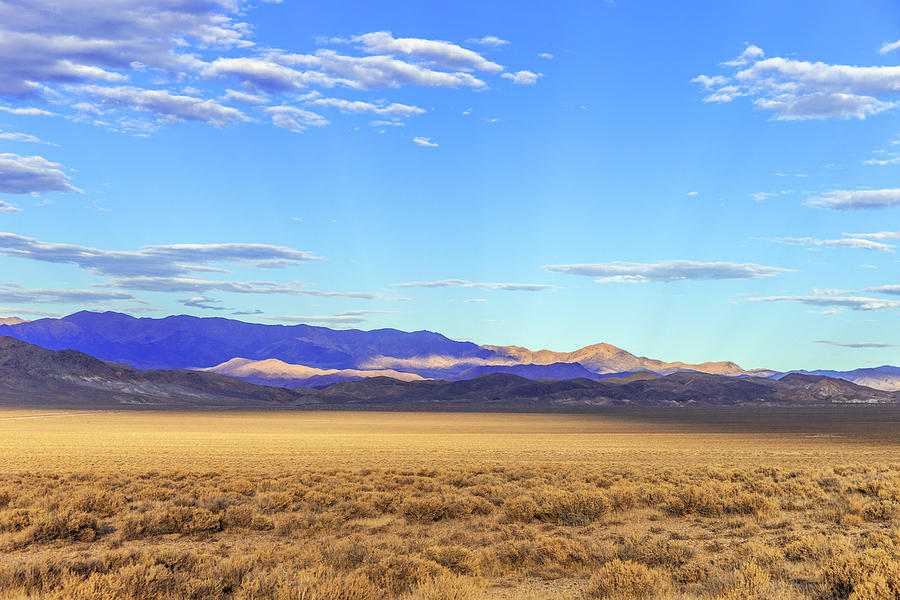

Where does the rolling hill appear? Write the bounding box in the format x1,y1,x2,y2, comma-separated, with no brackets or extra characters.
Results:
2,336,897,410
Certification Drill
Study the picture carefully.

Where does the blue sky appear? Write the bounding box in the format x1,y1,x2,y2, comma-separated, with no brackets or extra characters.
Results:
2,0,900,371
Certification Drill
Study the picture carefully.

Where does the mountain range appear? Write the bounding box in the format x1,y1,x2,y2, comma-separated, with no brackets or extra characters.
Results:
2,336,897,410
0,311,898,392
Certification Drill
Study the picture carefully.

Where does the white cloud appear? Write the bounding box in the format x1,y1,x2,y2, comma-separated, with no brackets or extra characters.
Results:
0,201,20,213
278,50,487,89
0,283,134,304
501,70,542,85
721,44,765,67
0,153,79,194
0,0,253,97
754,92,894,121
867,285,900,296
466,36,509,48
412,136,438,147
354,31,503,73
221,89,269,105
0,131,54,145
773,236,894,251
695,45,900,120
0,232,321,277
545,260,790,283
395,279,554,291
203,57,339,92
538,53,554,60
807,189,900,210
0,106,56,116
843,230,900,240
879,40,900,55
266,105,329,132
78,85,247,126
105,276,378,298
306,96,425,118
746,294,900,311
691,74,728,89
864,153,900,166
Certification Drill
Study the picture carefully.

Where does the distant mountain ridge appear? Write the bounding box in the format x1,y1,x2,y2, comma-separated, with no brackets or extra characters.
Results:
1,311,897,390
2,336,897,410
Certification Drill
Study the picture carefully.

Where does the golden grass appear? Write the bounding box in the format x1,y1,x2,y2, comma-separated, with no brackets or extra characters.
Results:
0,408,899,599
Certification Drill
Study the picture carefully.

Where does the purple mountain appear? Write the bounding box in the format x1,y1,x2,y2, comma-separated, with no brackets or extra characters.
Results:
0,311,494,371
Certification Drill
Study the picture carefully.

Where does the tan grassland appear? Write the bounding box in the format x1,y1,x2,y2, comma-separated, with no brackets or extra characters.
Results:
1,407,900,599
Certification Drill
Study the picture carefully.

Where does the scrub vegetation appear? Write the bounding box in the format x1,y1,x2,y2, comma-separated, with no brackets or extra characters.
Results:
1,408,899,599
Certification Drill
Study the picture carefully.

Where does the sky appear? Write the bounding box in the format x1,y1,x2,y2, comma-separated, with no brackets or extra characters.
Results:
1,0,900,371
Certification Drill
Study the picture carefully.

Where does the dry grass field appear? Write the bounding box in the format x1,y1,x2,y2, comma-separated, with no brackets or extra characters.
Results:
1,408,900,599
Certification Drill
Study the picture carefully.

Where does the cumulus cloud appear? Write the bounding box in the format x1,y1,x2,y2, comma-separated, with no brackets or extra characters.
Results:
816,339,897,348
221,89,268,105
0,201,20,213
395,279,555,291
721,44,765,67
277,50,487,89
545,260,790,283
354,31,503,73
77,85,246,126
412,136,438,147
0,3,529,135
501,70,542,85
806,189,900,210
773,236,894,251
694,44,900,120
265,105,329,132
305,96,425,117
0,153,79,194
746,294,900,311
0,0,253,97
0,283,134,304
538,53,554,60
0,232,321,277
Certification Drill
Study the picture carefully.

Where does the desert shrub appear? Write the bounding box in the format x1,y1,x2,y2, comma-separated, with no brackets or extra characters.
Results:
500,496,538,523
617,534,694,568
663,484,725,517
1,508,32,532
584,559,666,599
295,568,379,600
820,549,900,600
785,533,851,563
729,492,775,517
72,490,126,517
421,545,476,574
359,556,444,596
863,499,899,522
705,561,771,600
25,509,100,544
157,506,221,535
408,574,484,600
